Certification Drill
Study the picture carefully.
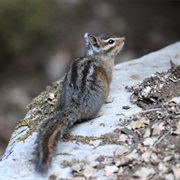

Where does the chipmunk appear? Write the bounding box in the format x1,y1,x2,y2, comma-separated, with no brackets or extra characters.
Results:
35,33,125,174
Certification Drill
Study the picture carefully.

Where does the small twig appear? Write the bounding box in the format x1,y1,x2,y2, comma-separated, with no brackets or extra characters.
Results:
140,108,162,114
153,129,172,147
121,127,139,156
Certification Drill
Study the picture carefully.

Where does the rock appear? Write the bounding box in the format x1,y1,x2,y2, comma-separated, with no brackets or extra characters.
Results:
141,150,152,163
126,149,139,160
171,97,180,104
172,167,180,180
143,128,151,138
150,153,160,164
0,42,179,179
82,164,95,179
114,145,128,156
158,162,168,173
113,156,130,166
173,121,180,135
152,122,165,136
133,167,155,179
104,165,118,176
118,134,128,142
143,137,157,146
165,173,174,180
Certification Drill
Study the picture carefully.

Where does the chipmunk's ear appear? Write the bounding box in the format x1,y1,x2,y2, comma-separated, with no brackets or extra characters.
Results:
88,35,98,45
84,33,99,47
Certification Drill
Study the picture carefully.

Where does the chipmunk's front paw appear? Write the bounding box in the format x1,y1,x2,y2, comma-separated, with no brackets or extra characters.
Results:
96,110,103,118
105,96,114,104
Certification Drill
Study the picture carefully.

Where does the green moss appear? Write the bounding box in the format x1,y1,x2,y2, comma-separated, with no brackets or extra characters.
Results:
15,118,40,142
28,91,48,109
13,79,62,143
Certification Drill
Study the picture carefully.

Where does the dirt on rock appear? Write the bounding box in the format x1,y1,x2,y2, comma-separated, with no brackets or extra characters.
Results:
122,61,180,179
131,61,180,109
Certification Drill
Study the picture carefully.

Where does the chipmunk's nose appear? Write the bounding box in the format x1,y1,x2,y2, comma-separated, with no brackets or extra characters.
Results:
118,37,125,43
121,37,125,41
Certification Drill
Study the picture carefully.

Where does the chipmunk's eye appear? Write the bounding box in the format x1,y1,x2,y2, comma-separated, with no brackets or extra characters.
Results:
108,39,114,45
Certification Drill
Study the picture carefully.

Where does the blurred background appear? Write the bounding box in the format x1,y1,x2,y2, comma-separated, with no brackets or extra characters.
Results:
0,0,179,157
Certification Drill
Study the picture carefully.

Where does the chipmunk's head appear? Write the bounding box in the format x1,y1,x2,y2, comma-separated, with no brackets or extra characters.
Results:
84,33,125,60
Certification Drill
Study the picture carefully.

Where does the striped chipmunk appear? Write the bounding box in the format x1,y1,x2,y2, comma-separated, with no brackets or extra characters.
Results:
35,33,125,174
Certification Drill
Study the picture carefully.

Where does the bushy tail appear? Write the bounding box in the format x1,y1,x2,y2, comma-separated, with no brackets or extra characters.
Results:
35,106,80,174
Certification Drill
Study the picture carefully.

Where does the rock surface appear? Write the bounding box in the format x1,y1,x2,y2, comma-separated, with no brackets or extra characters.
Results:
0,42,179,180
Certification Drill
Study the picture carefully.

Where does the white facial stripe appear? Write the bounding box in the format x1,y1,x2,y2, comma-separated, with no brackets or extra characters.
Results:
103,45,114,51
103,38,120,43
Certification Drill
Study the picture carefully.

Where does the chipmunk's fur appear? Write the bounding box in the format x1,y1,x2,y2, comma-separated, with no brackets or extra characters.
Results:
35,33,125,173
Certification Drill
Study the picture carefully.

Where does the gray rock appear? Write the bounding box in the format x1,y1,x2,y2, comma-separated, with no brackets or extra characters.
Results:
0,42,179,180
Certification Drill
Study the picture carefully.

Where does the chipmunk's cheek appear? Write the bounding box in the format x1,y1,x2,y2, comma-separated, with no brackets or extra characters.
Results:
92,46,100,53
122,41,125,47
117,42,125,52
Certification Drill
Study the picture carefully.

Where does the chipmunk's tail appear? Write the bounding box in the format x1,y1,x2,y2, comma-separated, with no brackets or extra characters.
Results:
35,106,80,174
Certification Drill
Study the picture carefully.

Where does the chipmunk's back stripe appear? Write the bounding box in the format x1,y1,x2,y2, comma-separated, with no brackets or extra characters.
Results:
70,59,79,87
81,62,90,91
84,61,95,89
70,58,96,91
